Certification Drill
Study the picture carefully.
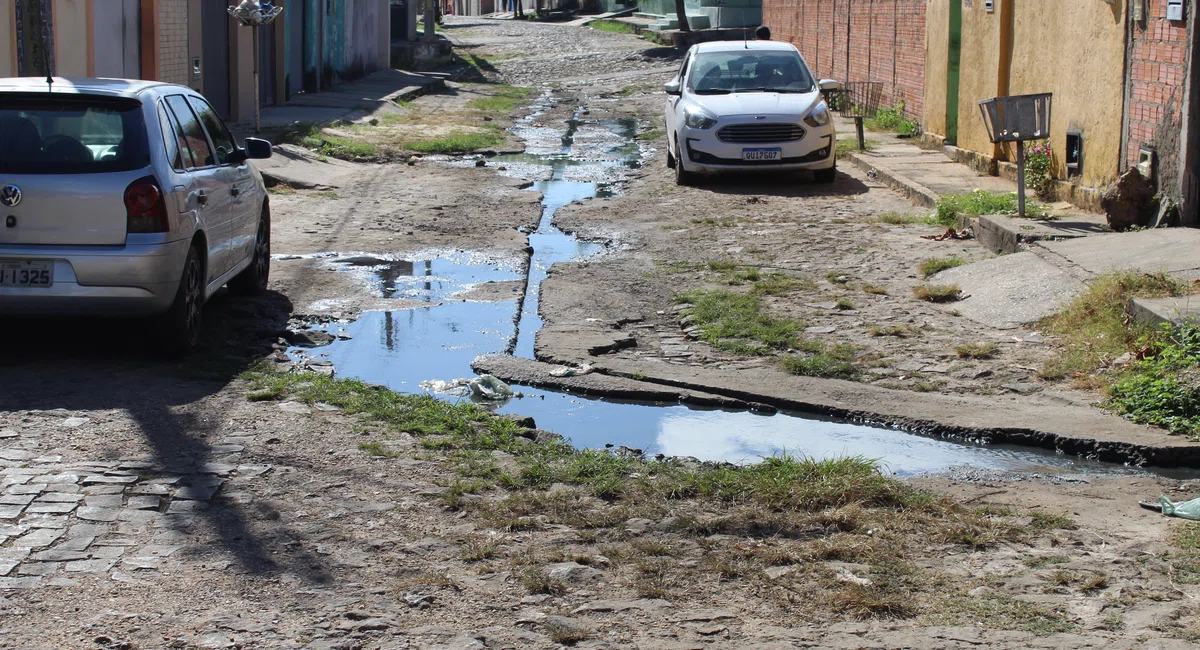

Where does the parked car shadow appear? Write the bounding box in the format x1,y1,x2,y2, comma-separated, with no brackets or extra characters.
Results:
0,291,333,584
692,168,871,198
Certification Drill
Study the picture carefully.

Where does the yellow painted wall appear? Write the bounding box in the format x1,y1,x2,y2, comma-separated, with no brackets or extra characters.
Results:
1,2,15,76
923,0,948,139
955,0,1003,157
1007,0,1126,187
54,0,89,76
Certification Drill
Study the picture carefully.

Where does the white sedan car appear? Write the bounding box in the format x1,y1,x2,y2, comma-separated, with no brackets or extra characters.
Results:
664,40,840,185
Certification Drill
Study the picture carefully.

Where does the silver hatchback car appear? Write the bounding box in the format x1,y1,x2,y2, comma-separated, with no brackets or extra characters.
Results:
0,77,272,352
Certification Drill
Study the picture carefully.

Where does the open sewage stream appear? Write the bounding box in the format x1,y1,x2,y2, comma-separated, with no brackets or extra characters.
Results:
284,97,1167,478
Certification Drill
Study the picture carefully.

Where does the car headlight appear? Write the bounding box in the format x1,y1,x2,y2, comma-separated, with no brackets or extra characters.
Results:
804,103,831,127
684,106,718,130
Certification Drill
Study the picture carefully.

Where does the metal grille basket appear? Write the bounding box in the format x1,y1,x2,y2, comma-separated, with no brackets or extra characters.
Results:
826,81,883,119
978,93,1052,144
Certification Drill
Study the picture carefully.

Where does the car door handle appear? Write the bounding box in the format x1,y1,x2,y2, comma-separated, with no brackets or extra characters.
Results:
196,190,208,206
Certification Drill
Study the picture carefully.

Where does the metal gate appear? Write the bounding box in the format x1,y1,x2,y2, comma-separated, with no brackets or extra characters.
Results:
201,0,232,118
92,0,140,78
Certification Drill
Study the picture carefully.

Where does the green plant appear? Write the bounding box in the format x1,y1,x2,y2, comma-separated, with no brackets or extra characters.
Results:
871,212,934,226
588,18,638,34
934,190,1029,226
835,298,855,310
836,138,877,159
919,255,967,278
359,441,399,457
865,102,920,138
466,85,535,112
780,345,858,379
1024,140,1055,199
913,284,962,303
861,284,889,295
1106,324,1200,436
675,290,806,355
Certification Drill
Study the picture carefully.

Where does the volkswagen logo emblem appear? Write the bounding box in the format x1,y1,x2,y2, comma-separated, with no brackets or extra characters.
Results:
0,185,21,208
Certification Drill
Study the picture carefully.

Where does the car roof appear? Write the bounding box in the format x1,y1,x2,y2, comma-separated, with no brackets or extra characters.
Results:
692,40,799,54
0,77,190,97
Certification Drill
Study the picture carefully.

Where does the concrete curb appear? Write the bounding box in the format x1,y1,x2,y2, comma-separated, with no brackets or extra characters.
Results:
845,151,940,209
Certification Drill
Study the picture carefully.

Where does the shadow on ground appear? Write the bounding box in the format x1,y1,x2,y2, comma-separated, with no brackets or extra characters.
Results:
0,290,333,584
693,169,870,198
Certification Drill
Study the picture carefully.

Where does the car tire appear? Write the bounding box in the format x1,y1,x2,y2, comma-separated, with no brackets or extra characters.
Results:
667,146,676,169
160,245,203,355
674,139,696,186
814,165,837,183
229,204,271,296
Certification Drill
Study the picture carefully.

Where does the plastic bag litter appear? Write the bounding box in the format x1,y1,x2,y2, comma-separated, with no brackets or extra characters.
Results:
1156,496,1200,520
419,378,471,396
549,364,594,377
469,374,514,400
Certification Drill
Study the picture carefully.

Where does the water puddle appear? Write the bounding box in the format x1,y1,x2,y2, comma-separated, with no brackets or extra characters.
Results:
286,101,1165,477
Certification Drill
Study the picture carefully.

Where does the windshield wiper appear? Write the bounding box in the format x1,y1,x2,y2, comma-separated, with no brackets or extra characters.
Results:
737,87,809,94
693,88,731,95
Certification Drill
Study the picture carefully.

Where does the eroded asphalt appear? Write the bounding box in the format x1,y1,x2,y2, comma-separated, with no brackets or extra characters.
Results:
1,16,1200,650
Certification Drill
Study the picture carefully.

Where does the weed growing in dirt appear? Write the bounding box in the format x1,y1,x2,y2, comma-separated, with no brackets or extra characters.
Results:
1022,554,1070,569
519,567,567,595
835,298,856,310
637,128,666,141
913,284,962,303
589,18,638,34
919,255,967,278
675,290,805,355
955,341,998,359
401,129,506,154
934,190,1037,226
752,273,808,296
865,104,920,137
870,325,918,338
871,212,934,226
861,284,889,295
706,259,739,272
926,593,1075,636
836,138,877,159
358,441,399,457
1106,324,1200,436
1039,271,1189,381
780,345,858,380
459,535,500,561
280,122,380,159
825,271,853,284
466,85,536,112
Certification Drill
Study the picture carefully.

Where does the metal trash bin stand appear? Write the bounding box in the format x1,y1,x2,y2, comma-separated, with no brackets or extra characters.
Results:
978,93,1052,219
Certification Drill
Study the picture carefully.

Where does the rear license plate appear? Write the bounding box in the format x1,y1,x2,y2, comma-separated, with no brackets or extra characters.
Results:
743,148,782,161
0,260,53,288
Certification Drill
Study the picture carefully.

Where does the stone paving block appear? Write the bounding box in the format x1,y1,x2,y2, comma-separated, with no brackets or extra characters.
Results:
111,570,150,585
22,515,67,529
0,449,33,461
84,495,124,509
93,537,137,547
0,505,26,519
121,557,162,570
209,445,245,455
5,483,46,494
16,562,60,576
31,549,89,562
36,493,84,503
76,507,120,522
154,515,195,529
138,545,182,557
127,495,161,510
81,475,137,485
0,468,39,476
174,480,223,501
0,577,43,589
0,560,18,577
33,474,80,484
0,494,35,505
83,485,126,495
13,528,64,549
57,536,96,552
116,510,158,524
167,500,210,514
89,546,126,560
31,455,63,464
24,502,76,515
68,523,107,536
117,460,153,470
0,430,16,439
129,484,170,496
0,548,32,566
64,558,118,573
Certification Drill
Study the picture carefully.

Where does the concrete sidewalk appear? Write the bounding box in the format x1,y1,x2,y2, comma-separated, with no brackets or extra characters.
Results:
231,68,445,134
839,119,1200,329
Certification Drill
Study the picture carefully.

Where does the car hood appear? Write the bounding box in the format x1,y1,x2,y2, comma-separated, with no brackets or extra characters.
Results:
690,91,822,118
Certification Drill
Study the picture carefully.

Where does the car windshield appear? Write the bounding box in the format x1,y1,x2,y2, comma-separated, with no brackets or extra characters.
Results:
0,94,150,174
688,51,815,94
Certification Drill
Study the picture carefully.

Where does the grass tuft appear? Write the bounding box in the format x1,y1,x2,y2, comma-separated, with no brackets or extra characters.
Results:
675,290,806,356
780,345,858,379
913,284,962,303
919,255,967,278
934,190,1032,226
955,341,998,359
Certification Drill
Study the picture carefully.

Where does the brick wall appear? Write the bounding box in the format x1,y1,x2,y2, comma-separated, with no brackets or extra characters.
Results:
158,0,190,85
763,0,925,121
1124,0,1189,180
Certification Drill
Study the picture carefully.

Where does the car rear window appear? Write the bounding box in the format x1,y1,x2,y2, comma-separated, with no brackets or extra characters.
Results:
0,94,150,174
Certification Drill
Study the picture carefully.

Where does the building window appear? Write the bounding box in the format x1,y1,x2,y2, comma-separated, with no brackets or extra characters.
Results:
1066,132,1083,177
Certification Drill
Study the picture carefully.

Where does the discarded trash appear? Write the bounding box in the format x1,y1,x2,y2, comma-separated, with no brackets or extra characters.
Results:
921,227,974,241
419,378,471,395
469,374,515,400
228,0,282,25
1147,496,1200,520
550,364,594,377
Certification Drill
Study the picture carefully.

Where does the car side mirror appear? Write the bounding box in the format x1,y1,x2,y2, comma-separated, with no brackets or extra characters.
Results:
664,80,682,96
819,79,842,91
243,137,273,160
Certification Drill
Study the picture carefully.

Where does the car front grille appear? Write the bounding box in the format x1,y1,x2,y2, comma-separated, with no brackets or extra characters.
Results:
717,123,806,144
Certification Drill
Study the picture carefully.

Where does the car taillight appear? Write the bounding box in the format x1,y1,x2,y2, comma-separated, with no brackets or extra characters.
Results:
125,176,169,233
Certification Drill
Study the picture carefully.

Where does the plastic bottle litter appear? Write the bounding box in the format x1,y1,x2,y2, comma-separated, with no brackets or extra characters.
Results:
1158,496,1200,521
469,374,515,400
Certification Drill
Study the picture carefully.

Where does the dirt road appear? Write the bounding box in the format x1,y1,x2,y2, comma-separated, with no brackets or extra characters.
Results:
1,17,1200,650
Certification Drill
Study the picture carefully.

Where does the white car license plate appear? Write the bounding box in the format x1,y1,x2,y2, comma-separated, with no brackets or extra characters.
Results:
0,260,53,288
743,148,782,162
